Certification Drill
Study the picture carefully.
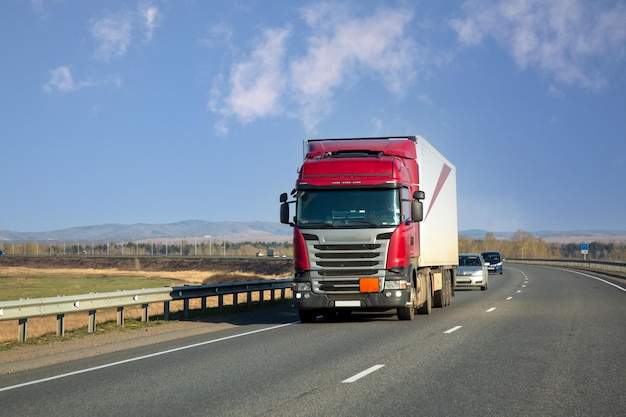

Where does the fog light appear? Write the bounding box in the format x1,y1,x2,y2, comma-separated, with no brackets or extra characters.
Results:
395,291,402,297
385,291,392,297
296,293,302,299
304,293,311,299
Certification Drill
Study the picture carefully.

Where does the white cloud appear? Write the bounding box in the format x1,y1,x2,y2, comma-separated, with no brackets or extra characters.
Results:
42,66,95,93
212,6,418,133
371,117,383,134
201,22,234,49
30,0,44,15
90,3,162,61
418,94,433,105
139,2,162,42
450,0,626,90
290,7,416,131
548,85,565,99
91,11,133,61
221,27,290,122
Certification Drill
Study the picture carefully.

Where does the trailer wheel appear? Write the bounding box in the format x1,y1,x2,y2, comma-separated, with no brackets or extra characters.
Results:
434,286,444,308
434,271,448,308
445,270,452,306
298,310,317,323
397,286,416,321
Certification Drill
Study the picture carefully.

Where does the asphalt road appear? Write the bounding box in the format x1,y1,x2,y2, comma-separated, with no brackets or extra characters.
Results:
1,264,625,417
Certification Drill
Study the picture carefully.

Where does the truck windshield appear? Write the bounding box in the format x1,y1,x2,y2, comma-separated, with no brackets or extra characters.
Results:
296,189,401,228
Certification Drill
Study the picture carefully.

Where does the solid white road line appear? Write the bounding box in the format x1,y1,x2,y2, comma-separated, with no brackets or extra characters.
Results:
567,269,626,292
342,364,385,383
0,322,297,393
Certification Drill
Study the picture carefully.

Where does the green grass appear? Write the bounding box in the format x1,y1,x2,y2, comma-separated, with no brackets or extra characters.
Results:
0,273,185,302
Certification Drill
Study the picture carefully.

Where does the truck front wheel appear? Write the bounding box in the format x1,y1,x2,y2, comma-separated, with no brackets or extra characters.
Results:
397,286,416,320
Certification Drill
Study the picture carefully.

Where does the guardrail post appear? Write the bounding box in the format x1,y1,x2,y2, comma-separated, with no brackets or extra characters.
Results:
18,318,27,342
164,301,170,320
117,306,124,326
270,289,275,301
141,304,149,322
183,299,189,318
88,310,97,333
57,314,65,337
0,279,293,342
201,296,207,311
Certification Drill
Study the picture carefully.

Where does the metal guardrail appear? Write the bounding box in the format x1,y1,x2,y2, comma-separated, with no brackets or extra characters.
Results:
0,279,293,342
506,258,626,276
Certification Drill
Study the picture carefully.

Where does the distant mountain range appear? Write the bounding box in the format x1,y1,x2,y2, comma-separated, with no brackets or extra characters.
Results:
0,221,624,243
0,220,292,242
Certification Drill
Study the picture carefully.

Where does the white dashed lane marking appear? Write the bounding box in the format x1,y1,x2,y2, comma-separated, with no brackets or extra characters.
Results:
342,364,385,383
444,326,463,334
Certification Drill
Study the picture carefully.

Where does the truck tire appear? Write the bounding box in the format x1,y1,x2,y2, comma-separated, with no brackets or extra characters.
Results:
397,286,416,320
417,277,432,315
434,286,444,308
436,272,450,308
445,272,452,306
298,310,317,323
443,269,452,306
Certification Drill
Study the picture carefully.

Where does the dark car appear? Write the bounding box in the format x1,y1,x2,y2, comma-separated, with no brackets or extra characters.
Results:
481,251,503,274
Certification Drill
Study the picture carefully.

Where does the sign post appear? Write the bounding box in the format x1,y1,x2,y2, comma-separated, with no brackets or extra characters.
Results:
580,243,589,261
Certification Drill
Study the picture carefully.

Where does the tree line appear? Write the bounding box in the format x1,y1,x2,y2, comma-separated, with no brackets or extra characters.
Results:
0,240,292,257
2,231,624,261
459,230,626,261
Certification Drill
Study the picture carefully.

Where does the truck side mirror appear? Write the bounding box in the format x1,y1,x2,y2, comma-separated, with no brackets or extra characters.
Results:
412,190,425,222
280,203,290,224
279,193,290,224
412,201,423,222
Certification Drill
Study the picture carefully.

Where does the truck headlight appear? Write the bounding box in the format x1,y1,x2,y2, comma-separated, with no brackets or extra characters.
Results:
294,282,312,292
384,280,407,290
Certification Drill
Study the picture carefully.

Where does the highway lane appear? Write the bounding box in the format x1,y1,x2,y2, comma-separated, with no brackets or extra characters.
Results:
1,264,624,416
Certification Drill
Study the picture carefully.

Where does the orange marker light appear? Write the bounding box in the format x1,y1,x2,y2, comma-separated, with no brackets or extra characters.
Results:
359,278,379,293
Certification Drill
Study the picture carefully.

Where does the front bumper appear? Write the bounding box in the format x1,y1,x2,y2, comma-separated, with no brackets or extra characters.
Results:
292,270,411,311
455,276,486,287
293,288,411,310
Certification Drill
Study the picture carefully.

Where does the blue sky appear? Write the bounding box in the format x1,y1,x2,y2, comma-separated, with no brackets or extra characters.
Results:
1,0,625,233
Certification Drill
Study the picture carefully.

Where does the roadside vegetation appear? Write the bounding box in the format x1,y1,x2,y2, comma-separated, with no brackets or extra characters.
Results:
0,264,289,345
1,231,623,345
0,240,292,257
459,230,626,261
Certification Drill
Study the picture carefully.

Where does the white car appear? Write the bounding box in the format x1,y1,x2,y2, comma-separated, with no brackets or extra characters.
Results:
456,253,489,291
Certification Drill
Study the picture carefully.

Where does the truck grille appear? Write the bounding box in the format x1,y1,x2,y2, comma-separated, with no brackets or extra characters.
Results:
306,232,390,295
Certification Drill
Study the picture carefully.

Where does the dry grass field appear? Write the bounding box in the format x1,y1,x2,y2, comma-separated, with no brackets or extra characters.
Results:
0,256,293,346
